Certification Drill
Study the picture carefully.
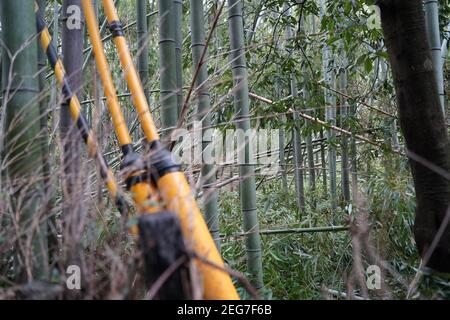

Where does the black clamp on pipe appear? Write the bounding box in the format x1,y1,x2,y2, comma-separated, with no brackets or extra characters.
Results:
108,20,124,37
121,144,151,190
146,141,181,182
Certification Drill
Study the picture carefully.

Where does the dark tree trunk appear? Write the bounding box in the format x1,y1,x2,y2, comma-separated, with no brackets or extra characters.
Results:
379,0,450,272
61,0,85,283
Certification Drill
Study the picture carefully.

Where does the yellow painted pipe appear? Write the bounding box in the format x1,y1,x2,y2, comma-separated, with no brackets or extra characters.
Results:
83,0,162,221
82,0,131,146
102,0,159,142
42,0,239,298
36,16,124,211
128,181,161,235
101,0,239,299
157,172,240,299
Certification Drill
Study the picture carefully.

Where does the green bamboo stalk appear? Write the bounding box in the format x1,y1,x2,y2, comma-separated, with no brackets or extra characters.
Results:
1,0,48,279
92,0,105,206
276,71,288,192
272,10,287,192
229,225,349,238
158,0,178,138
37,0,51,204
378,59,400,151
320,0,337,211
303,15,316,206
308,14,318,198
313,12,327,199
424,0,445,115
174,0,183,116
312,10,328,199
350,101,358,201
47,0,60,267
305,116,316,196
291,92,306,214
327,80,337,211
227,0,263,290
335,13,349,204
320,128,327,198
36,0,53,277
137,0,149,101
338,58,350,203
189,0,220,250
279,123,288,192
337,13,357,201
284,5,305,215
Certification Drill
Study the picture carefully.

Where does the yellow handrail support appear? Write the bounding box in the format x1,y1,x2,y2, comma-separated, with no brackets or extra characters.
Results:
100,0,240,300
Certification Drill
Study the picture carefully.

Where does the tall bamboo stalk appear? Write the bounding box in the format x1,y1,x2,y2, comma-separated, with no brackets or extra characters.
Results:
424,0,445,115
158,0,178,138
302,15,316,205
189,0,220,250
272,10,287,192
227,0,263,290
380,59,400,150
320,0,337,211
137,0,149,101
304,75,316,202
349,99,358,202
47,0,60,266
174,0,183,116
285,5,305,215
339,65,350,203
37,0,49,183
37,0,54,273
305,106,316,198
320,128,327,198
312,15,327,195
276,71,288,192
291,93,306,214
1,0,48,279
312,11,327,199
37,0,53,209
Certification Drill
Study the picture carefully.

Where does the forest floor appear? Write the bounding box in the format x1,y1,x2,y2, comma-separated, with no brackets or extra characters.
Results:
217,158,450,299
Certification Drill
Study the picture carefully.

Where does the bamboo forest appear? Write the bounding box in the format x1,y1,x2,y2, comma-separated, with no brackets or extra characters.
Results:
1,0,450,302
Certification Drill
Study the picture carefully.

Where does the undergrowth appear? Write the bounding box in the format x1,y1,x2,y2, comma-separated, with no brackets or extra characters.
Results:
218,157,450,299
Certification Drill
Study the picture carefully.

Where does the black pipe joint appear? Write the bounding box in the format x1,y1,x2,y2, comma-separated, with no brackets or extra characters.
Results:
120,144,150,190
109,20,124,37
147,141,181,182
